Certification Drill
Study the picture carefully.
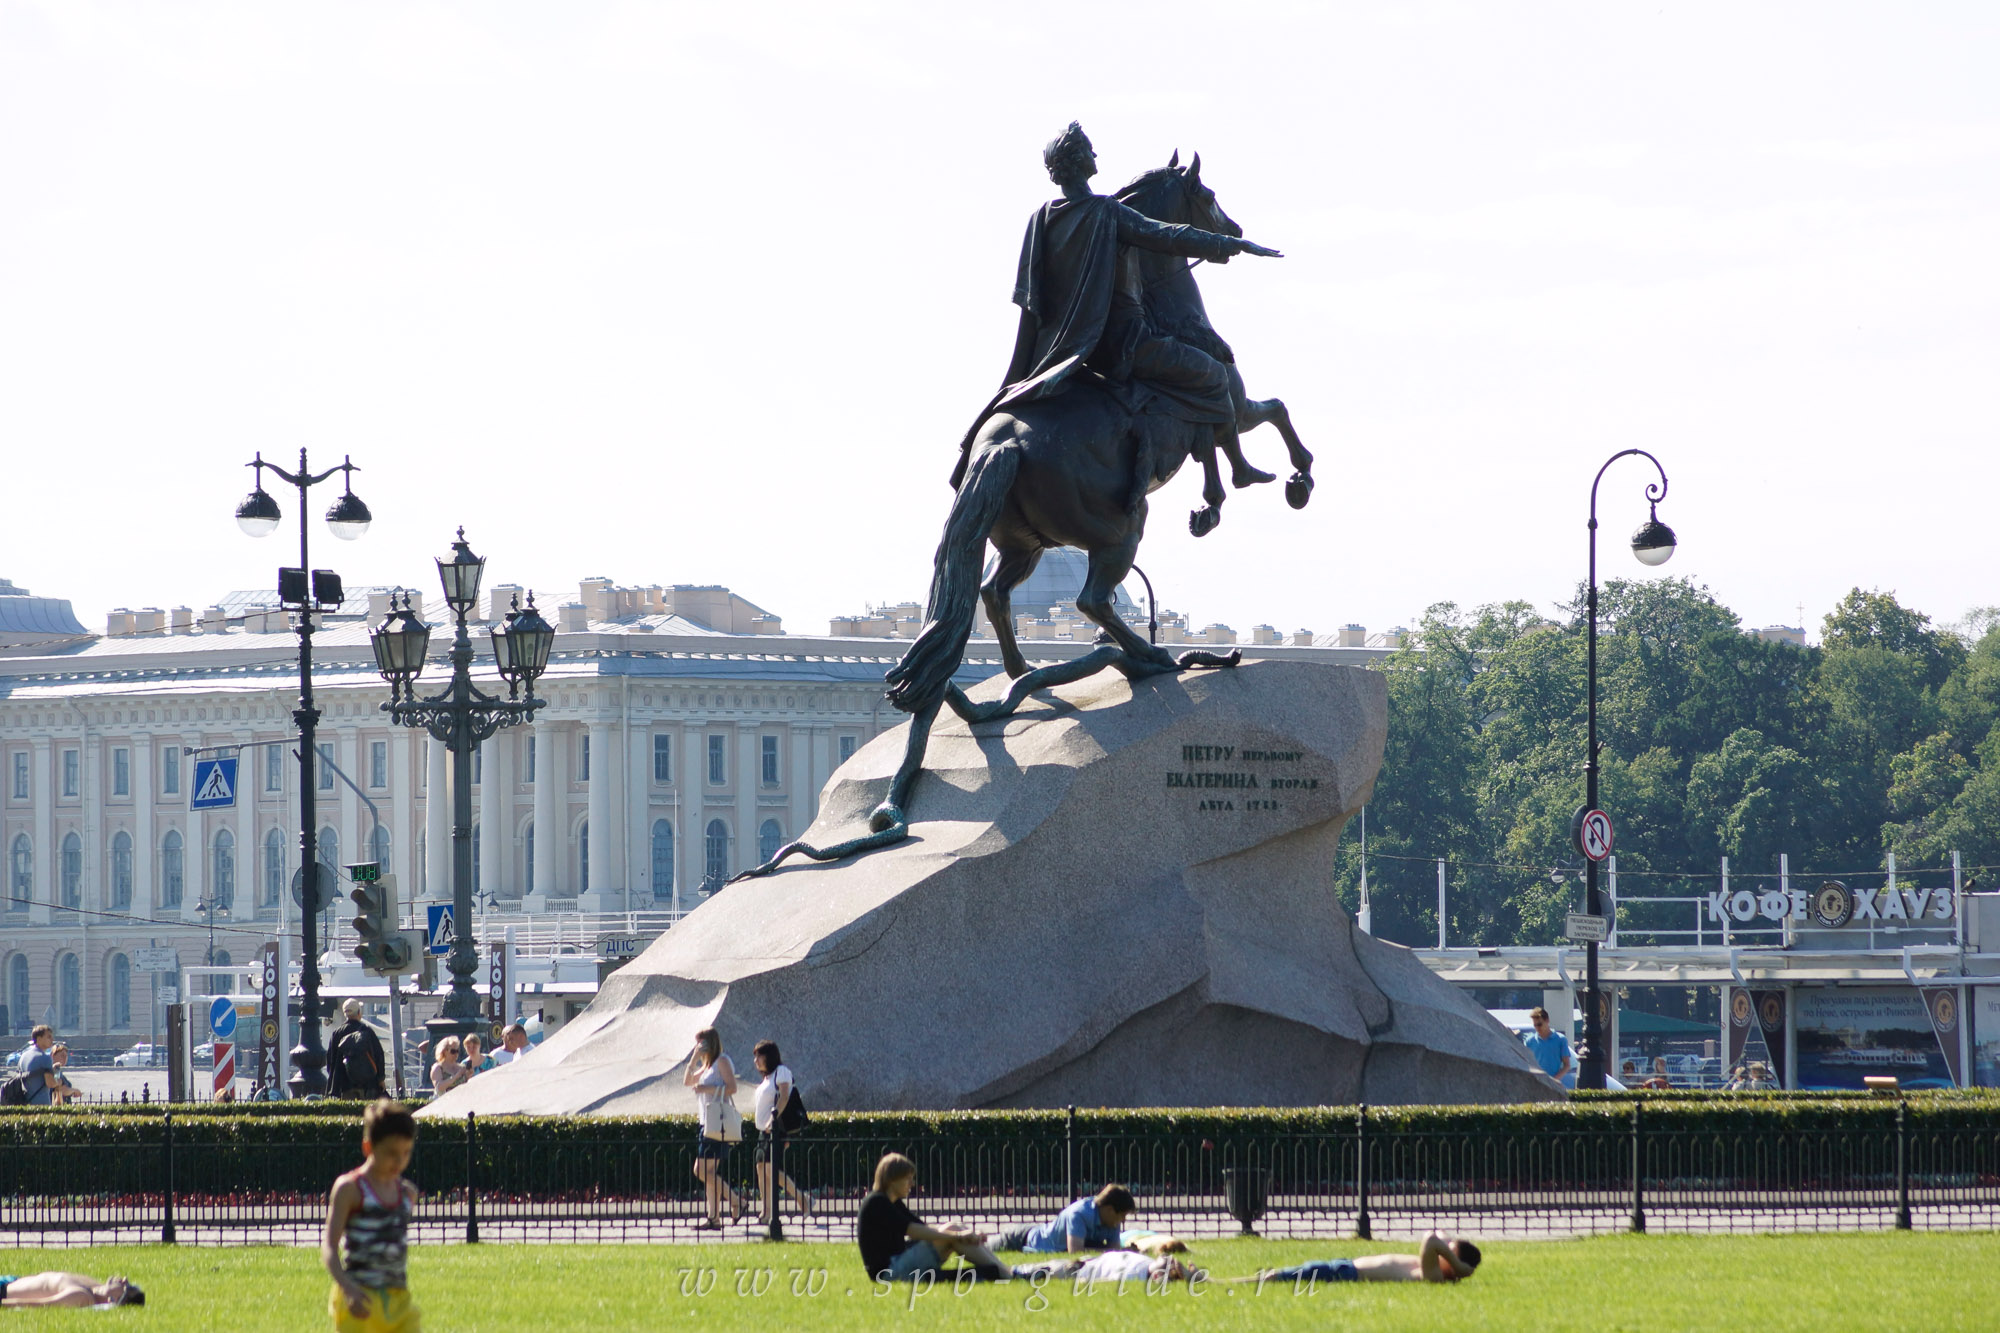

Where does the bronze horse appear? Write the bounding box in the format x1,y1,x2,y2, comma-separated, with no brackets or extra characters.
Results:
739,157,1311,877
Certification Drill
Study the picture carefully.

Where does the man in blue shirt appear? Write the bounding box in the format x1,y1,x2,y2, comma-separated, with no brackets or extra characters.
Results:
19,1026,58,1106
1000,1185,1135,1253
1522,1007,1572,1085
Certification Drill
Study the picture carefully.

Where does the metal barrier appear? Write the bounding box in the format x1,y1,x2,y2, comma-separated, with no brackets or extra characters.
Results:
4,1104,1997,1246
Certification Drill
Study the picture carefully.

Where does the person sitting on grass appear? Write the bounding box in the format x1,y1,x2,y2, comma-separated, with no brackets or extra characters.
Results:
858,1152,1014,1284
322,1100,421,1333
1233,1232,1480,1287
999,1183,1135,1252
0,1272,145,1307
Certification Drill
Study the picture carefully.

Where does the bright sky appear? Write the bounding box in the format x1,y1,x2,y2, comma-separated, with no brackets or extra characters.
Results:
3,2,1995,643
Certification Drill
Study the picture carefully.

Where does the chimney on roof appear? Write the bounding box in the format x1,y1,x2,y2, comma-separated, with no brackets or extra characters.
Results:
1291,629,1313,646
169,607,194,635
750,614,784,635
1250,625,1281,646
367,590,393,621
200,606,229,634
579,578,613,623
1337,624,1366,648
559,602,588,633
135,608,165,636
106,609,135,637
486,584,523,622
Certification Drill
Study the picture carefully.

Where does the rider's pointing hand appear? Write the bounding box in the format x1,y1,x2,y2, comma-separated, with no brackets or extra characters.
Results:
1233,240,1283,258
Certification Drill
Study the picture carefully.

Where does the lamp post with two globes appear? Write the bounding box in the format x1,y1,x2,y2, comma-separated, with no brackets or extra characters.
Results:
235,450,371,1097
1576,450,1677,1091
370,530,554,1042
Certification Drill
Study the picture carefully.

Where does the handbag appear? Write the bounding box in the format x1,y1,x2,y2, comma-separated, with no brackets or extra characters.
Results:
699,1089,744,1143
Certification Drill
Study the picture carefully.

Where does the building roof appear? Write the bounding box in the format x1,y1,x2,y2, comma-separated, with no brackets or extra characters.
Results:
0,578,88,646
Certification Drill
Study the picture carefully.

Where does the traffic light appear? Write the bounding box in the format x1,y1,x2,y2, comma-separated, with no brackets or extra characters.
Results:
349,864,414,975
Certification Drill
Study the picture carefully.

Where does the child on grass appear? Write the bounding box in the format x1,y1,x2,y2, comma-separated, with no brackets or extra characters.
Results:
322,1099,421,1333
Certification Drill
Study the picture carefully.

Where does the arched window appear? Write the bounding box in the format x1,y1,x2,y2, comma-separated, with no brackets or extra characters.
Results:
10,834,32,909
214,948,234,995
370,824,390,870
578,820,590,893
704,819,729,885
416,830,427,895
319,828,339,879
263,829,285,908
110,953,132,1029
60,832,82,909
57,953,80,1030
651,821,674,901
471,823,481,896
523,823,534,895
758,819,783,865
8,954,28,1033
160,830,184,909
110,832,133,909
211,828,235,911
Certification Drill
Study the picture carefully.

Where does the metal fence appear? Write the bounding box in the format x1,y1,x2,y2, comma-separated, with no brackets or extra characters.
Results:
5,1105,1997,1247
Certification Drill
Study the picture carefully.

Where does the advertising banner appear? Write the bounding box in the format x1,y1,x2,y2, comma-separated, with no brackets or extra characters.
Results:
1794,987,1953,1090
254,942,281,1099
1973,987,2000,1089
1752,989,1789,1087
1925,988,1965,1088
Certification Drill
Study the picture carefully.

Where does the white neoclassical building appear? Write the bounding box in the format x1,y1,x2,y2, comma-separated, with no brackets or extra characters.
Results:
0,557,1382,1049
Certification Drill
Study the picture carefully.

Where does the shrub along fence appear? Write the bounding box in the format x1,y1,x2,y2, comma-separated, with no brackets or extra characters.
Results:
4,1094,1997,1246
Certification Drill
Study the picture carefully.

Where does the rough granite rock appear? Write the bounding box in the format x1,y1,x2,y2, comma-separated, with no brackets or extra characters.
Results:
423,660,1557,1117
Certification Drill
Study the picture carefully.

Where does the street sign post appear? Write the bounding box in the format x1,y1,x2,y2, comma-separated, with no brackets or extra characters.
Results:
190,757,239,810
1573,808,1616,863
133,947,178,973
1564,912,1610,943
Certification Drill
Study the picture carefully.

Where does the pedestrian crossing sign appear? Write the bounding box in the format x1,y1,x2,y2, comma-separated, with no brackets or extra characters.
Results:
190,757,238,810
427,903,456,955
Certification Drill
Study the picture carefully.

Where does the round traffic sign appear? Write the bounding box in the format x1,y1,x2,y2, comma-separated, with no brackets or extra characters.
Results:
292,865,333,914
210,996,238,1038
1575,808,1615,862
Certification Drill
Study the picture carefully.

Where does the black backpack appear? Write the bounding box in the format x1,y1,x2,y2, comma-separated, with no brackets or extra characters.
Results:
779,1085,808,1133
337,1029,379,1088
0,1074,29,1106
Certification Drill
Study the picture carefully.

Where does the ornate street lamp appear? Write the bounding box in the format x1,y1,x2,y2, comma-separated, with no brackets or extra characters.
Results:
1577,450,1676,1091
372,530,551,1042
235,449,371,1097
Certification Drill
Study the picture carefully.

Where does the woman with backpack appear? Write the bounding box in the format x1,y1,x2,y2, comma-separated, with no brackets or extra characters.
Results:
751,1039,811,1225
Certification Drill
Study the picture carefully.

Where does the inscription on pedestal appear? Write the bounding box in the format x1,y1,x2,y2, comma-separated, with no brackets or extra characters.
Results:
1167,744,1320,813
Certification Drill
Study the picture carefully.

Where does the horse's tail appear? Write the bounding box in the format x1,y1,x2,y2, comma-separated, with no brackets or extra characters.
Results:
885,442,1022,715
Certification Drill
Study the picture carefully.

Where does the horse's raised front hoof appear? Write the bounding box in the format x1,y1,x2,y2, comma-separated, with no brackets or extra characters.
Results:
1285,472,1314,510
867,801,904,834
1189,506,1221,538
1230,464,1276,489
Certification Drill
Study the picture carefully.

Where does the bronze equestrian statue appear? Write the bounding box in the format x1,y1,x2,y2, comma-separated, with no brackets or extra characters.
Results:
737,124,1314,879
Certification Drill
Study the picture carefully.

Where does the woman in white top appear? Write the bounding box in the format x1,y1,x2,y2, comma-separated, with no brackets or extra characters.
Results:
751,1039,812,1224
681,1027,744,1228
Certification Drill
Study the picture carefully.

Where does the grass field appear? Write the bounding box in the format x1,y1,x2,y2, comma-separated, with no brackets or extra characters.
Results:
2,1233,1994,1331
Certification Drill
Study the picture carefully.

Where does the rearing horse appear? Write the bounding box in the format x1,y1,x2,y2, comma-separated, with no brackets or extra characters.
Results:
738,157,1311,878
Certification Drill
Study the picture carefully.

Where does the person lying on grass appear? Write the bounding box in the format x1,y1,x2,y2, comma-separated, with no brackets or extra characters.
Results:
859,1152,1016,1283
998,1183,1135,1253
1231,1232,1480,1286
1017,1250,1196,1288
0,1272,145,1308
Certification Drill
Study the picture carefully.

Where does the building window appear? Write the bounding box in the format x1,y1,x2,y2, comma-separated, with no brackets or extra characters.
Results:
160,830,184,908
318,744,335,791
707,735,726,786
57,953,80,1030
761,735,779,786
110,954,132,1029
211,948,234,997
8,835,30,910
110,831,133,909
113,748,131,797
211,828,235,911
653,734,672,783
163,746,181,796
651,820,674,901
369,741,387,789
471,823,481,896
60,832,82,909
10,752,25,801
578,820,590,892
526,736,536,784
266,745,283,792
370,824,390,871
263,829,285,908
472,745,482,786
318,828,339,890
838,735,857,764
524,822,534,895
416,830,427,895
703,819,729,885
61,749,79,798
9,953,29,1032
758,819,783,864
580,734,591,783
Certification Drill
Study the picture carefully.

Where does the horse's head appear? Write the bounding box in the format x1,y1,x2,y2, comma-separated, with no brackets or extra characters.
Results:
1117,150,1242,239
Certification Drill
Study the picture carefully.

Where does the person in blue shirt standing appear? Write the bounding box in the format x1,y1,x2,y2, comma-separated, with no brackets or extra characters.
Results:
998,1184,1135,1253
1522,1007,1573,1086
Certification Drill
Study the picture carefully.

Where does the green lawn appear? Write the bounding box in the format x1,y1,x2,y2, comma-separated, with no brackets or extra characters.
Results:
3,1233,1994,1331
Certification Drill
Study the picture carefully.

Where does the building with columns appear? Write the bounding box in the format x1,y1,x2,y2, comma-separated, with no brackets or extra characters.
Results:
1,557,1383,1049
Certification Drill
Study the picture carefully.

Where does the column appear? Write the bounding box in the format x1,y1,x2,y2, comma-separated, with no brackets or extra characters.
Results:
528,720,560,910
579,720,616,910
626,720,650,907
424,734,449,903
787,722,812,843
132,734,153,920
808,726,832,824
81,734,103,912
390,728,415,895
734,723,757,882
680,720,703,903
234,730,257,921
336,728,360,911
180,731,204,922
479,738,504,903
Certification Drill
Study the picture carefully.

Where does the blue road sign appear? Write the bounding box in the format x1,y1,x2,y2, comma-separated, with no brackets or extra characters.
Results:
209,995,237,1039
190,757,238,810
426,904,456,955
